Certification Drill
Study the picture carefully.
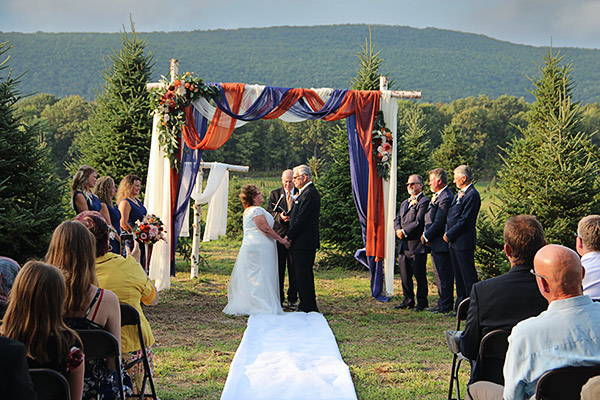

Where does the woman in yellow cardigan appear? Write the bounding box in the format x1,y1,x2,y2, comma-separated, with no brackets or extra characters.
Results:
74,210,158,394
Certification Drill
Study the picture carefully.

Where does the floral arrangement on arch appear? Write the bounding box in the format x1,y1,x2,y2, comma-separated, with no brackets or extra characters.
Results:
135,214,166,245
371,111,393,180
150,72,219,170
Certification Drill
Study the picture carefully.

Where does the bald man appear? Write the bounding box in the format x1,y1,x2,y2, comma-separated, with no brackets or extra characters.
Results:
467,245,600,400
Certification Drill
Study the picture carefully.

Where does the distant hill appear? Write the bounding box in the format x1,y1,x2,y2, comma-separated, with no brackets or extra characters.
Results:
2,24,600,103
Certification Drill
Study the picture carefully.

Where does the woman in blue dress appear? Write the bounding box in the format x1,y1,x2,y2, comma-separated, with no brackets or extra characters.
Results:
95,176,122,255
71,165,102,214
117,174,148,266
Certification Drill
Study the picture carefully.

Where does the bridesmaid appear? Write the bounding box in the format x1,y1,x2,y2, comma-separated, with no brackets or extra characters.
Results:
71,165,102,214
117,175,147,265
95,176,121,255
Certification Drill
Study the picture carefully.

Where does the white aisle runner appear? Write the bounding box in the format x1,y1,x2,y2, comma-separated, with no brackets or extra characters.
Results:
221,312,358,400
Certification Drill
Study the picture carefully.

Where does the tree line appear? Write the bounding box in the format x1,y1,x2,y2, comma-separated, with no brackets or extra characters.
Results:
3,26,600,278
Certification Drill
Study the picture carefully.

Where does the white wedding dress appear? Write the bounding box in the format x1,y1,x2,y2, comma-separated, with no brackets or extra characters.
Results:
223,206,284,315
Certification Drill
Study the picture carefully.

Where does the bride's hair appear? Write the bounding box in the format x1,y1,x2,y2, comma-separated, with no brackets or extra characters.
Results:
240,185,259,208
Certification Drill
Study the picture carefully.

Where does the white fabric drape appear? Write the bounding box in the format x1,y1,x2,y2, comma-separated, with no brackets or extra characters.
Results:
189,162,229,242
380,91,398,296
145,114,172,291
221,313,357,400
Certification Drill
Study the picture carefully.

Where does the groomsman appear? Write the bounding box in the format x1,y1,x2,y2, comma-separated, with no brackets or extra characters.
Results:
422,168,454,314
267,169,298,309
443,165,481,310
394,174,430,311
286,165,320,313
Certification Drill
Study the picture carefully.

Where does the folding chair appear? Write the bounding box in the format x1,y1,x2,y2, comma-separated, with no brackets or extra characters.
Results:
446,297,471,400
120,303,158,399
77,329,126,400
535,365,600,400
29,368,71,400
476,329,509,385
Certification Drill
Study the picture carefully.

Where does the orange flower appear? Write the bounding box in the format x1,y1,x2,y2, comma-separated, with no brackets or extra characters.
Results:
184,82,190,88
190,85,195,90
173,80,181,87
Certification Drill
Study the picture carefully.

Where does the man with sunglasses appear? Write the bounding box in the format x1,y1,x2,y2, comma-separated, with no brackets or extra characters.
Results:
393,174,430,311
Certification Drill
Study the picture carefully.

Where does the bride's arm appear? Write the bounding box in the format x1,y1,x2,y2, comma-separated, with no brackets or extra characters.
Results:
254,215,287,245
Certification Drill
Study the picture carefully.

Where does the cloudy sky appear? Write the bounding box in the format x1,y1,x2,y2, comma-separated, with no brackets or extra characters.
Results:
2,0,600,49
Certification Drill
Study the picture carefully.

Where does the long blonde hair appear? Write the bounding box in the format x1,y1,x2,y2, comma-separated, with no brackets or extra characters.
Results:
71,165,96,194
94,176,116,204
2,261,80,363
46,221,97,316
117,174,141,204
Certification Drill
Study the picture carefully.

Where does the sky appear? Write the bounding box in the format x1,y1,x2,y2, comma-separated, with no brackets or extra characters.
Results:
1,0,600,49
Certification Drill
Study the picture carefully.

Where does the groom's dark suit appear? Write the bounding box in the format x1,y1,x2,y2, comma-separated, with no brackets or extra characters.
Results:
267,186,298,305
445,184,481,309
287,182,320,312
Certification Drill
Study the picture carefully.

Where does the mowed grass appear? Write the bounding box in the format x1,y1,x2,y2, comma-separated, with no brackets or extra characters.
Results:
143,238,471,399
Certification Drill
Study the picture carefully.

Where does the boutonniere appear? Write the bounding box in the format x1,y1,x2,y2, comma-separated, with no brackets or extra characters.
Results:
409,196,418,207
456,190,465,204
431,193,438,204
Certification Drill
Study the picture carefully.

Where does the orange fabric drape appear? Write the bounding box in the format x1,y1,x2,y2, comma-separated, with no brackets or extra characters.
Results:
182,82,245,150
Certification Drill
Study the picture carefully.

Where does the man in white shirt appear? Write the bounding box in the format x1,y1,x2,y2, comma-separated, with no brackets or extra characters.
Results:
576,215,600,300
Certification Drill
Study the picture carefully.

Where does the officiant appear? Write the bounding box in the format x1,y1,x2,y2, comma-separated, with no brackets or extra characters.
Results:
267,169,299,310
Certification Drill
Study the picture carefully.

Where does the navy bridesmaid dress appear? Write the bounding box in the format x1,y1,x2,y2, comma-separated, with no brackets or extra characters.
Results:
126,198,148,266
73,190,102,214
103,201,121,255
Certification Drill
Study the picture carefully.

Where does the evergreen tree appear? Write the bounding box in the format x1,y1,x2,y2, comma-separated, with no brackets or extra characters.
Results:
397,103,432,198
317,29,389,267
430,123,477,179
0,41,65,263
73,23,154,185
318,124,363,262
495,50,600,247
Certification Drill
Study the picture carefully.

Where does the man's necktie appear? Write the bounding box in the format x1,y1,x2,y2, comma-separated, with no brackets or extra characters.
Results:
286,191,293,210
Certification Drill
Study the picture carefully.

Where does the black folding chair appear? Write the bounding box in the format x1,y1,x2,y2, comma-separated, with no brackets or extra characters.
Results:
120,303,158,399
535,365,600,400
77,329,126,400
446,297,471,400
29,368,71,400
476,329,509,385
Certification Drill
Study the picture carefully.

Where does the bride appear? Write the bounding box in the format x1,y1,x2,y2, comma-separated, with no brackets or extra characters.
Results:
223,185,288,315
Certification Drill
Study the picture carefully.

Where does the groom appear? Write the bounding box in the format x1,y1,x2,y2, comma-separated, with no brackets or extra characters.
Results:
286,164,320,313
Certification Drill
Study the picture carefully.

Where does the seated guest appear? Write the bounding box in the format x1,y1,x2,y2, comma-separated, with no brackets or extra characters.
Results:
95,176,122,255
0,336,37,400
0,257,20,318
72,165,102,214
459,215,548,384
46,220,127,400
468,245,600,400
76,211,159,394
2,261,84,400
576,215,600,299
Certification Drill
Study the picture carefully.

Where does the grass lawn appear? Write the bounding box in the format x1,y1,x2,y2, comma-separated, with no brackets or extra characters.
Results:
144,238,471,399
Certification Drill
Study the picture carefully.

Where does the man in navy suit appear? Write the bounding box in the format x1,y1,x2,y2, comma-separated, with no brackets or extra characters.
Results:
267,169,299,309
422,168,454,314
286,165,320,313
444,165,481,310
394,174,430,311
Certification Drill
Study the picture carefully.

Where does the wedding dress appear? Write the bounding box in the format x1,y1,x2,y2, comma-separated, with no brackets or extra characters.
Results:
223,206,283,315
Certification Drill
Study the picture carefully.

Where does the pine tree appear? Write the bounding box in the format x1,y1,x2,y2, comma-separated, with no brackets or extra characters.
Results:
430,123,477,180
317,28,389,267
495,49,600,247
0,41,65,263
73,22,154,185
397,103,432,196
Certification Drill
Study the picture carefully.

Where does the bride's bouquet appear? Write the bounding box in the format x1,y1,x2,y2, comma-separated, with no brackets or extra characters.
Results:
135,214,166,245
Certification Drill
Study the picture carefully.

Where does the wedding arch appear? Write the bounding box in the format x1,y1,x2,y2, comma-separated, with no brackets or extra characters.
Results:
144,60,421,301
